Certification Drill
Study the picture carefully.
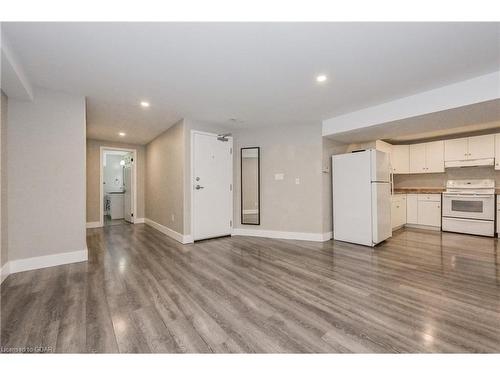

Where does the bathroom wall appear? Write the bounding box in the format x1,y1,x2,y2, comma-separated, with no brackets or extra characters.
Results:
103,154,126,193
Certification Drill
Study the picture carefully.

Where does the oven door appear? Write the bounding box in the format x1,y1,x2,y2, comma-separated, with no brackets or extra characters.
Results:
442,194,495,220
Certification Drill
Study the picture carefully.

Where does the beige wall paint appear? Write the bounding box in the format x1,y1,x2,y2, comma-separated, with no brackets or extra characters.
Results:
1,91,8,268
234,124,324,234
145,120,185,233
86,139,146,223
8,88,86,261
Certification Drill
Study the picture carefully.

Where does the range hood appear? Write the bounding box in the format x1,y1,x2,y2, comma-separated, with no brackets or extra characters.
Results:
445,158,495,169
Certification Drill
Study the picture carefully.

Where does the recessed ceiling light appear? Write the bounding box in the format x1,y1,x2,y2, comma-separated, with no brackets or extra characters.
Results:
118,132,126,137
140,101,150,108
316,75,327,83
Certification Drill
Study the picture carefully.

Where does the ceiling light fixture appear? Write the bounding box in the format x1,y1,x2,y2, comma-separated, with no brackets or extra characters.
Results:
118,132,126,137
140,101,150,108
316,75,327,83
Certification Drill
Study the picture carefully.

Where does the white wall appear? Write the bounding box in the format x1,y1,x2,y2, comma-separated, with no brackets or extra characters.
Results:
7,87,87,267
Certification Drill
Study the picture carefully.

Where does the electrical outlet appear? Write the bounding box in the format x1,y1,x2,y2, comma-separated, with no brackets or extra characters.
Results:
295,178,300,185
171,214,175,222
274,173,284,181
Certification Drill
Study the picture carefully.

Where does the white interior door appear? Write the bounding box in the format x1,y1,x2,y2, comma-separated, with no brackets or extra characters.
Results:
123,159,133,223
193,132,232,240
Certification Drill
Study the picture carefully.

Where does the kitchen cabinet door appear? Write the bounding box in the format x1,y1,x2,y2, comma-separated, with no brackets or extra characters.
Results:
391,195,406,229
425,141,445,173
444,138,468,161
406,194,418,224
468,134,495,160
496,134,500,170
391,198,399,229
391,145,409,174
418,201,441,227
409,143,426,174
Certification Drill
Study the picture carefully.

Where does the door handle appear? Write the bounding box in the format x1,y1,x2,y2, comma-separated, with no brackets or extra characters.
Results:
195,185,204,190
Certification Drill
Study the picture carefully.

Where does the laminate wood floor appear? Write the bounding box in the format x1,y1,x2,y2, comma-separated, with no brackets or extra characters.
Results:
1,225,499,353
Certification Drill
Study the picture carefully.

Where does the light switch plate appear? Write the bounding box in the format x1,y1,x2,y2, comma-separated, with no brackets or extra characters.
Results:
295,178,300,185
274,173,284,181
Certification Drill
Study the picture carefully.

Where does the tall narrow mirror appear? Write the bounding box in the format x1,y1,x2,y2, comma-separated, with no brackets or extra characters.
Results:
241,147,260,225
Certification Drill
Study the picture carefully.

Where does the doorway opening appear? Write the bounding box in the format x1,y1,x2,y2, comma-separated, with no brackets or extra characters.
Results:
100,147,137,227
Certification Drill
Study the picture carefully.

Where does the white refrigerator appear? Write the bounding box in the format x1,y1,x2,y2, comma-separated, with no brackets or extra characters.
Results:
332,149,392,247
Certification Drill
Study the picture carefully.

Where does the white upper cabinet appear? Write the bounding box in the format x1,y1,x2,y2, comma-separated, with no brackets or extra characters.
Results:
391,145,409,174
409,143,426,173
496,134,500,170
444,138,468,161
425,141,445,173
468,134,495,160
410,141,444,174
444,134,495,161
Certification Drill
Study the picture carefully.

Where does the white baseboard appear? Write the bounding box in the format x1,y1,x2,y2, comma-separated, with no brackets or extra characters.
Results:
145,218,193,244
86,221,102,229
242,209,259,214
1,262,10,284
232,228,332,242
7,248,88,275
134,217,145,224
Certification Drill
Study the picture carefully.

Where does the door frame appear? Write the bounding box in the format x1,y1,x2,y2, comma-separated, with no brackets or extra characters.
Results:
99,146,138,227
190,130,233,240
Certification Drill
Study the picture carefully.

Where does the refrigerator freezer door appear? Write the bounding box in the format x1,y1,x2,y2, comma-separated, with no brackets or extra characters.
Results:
333,152,373,247
372,182,392,245
371,150,391,183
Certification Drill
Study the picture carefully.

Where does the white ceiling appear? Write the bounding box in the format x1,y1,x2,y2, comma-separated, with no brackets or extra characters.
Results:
2,22,499,144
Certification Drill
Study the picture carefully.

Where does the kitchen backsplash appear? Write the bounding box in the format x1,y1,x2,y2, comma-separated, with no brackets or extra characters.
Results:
394,166,500,188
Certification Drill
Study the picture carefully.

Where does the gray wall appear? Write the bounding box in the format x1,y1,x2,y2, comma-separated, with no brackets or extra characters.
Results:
86,139,146,223
145,120,186,234
233,124,324,234
1,91,8,268
8,88,86,261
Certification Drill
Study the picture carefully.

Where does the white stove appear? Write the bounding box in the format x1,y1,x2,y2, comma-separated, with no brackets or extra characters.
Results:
442,179,496,237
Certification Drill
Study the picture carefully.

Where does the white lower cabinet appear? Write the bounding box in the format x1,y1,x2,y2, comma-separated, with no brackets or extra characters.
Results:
391,194,406,229
406,194,418,224
405,193,441,228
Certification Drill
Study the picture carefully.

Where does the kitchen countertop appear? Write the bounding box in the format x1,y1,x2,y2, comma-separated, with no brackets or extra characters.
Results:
393,188,445,194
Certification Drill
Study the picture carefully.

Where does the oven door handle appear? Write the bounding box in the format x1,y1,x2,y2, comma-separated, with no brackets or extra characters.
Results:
443,193,494,198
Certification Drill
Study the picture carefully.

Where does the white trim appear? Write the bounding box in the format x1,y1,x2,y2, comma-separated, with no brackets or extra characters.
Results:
232,228,333,242
7,248,88,275
86,221,102,229
242,209,259,214
134,217,145,224
1,262,11,284
145,218,193,244
100,146,137,228
190,130,233,241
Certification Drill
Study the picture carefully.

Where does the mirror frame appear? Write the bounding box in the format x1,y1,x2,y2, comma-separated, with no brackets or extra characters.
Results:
240,147,261,226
